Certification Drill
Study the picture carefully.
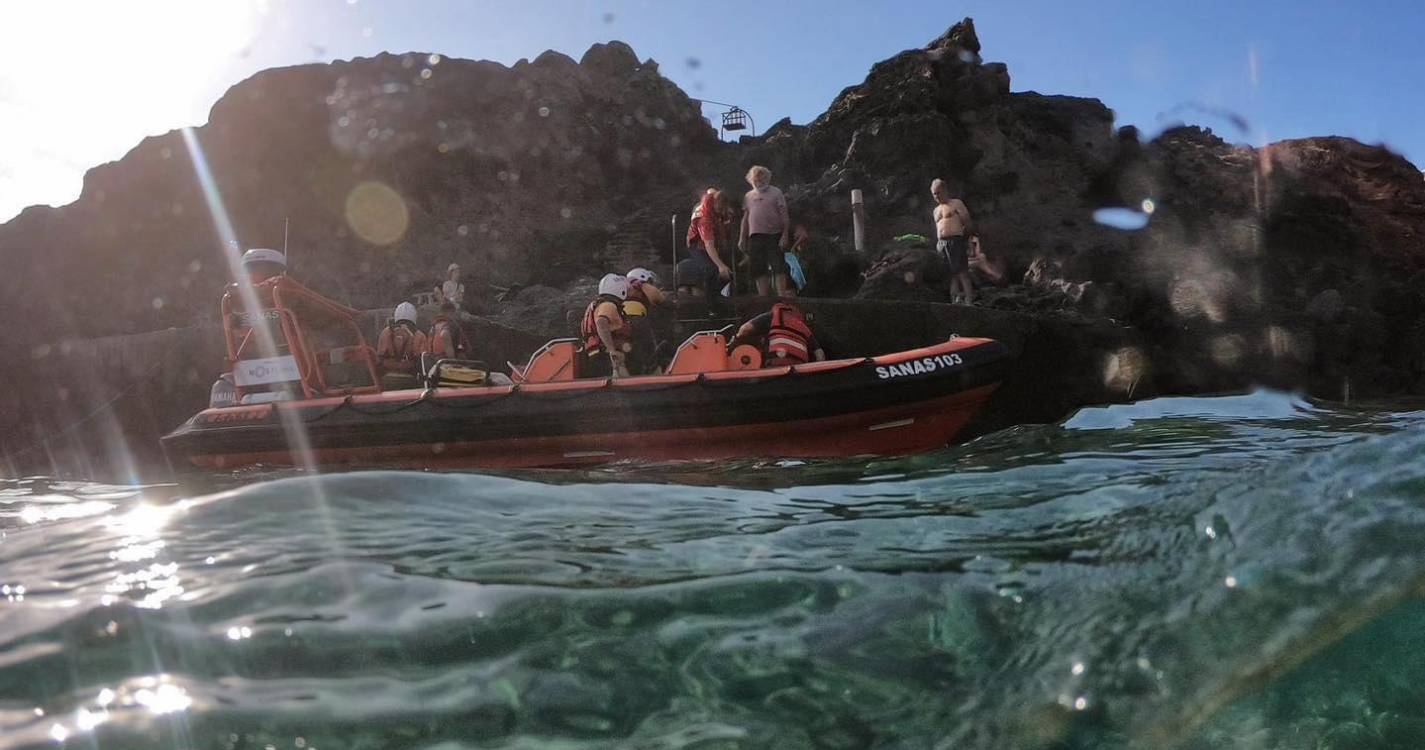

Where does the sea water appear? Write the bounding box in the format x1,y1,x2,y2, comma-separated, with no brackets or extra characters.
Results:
3,390,1425,749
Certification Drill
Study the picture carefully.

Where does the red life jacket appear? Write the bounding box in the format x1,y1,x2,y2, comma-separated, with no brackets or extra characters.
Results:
430,315,472,359
581,295,629,354
384,324,420,362
765,303,813,365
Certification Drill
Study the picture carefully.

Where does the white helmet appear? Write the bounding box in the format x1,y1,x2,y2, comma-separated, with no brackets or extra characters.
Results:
241,248,287,267
394,302,418,324
627,267,658,286
597,273,629,300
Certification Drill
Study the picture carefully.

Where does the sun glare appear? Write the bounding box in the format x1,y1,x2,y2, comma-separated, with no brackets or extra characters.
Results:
0,1,259,220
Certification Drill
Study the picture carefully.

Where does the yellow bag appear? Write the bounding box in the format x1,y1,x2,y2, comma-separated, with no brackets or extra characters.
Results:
435,363,487,387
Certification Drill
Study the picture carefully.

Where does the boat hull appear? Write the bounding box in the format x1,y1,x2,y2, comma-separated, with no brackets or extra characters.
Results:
162,338,1009,470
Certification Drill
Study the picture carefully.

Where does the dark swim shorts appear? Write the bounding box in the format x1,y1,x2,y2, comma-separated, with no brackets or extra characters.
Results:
676,248,722,296
747,233,789,277
937,236,969,274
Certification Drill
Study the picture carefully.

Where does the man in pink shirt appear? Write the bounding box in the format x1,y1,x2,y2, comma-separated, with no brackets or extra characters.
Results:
739,165,793,296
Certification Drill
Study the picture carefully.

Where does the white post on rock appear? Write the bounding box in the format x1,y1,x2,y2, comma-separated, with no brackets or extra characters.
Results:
850,189,866,253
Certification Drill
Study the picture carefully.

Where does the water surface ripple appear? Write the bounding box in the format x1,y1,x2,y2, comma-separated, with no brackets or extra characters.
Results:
3,390,1424,749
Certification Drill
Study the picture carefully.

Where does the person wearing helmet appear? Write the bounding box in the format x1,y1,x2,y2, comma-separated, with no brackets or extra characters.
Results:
623,267,665,317
579,273,633,378
376,302,429,387
241,248,287,285
624,267,666,374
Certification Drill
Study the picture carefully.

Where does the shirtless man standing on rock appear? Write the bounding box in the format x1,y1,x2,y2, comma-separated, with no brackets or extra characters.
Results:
931,178,975,304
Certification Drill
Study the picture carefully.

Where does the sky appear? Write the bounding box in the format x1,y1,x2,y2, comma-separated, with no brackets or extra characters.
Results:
2,0,1423,224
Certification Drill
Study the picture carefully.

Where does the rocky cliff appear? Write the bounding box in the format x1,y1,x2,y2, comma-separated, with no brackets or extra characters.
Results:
0,41,718,346
731,19,1425,396
4,19,1425,476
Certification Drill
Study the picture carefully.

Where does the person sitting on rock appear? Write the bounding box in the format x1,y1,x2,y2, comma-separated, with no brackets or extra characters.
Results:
579,273,633,378
677,189,734,298
434,262,465,309
739,165,793,297
931,178,976,304
968,235,1006,286
729,301,826,366
376,302,428,388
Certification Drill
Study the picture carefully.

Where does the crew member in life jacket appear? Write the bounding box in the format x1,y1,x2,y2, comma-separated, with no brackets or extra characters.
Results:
580,273,633,378
427,301,473,360
376,302,429,388
729,301,826,366
623,267,665,317
623,267,666,373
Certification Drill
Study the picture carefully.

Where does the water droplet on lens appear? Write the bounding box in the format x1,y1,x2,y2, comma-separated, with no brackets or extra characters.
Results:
602,12,614,22
685,57,701,69
560,207,572,219
420,68,432,80
1092,207,1151,231
427,54,441,65
538,106,550,117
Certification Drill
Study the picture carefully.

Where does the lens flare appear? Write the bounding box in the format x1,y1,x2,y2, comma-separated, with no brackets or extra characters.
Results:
345,181,410,246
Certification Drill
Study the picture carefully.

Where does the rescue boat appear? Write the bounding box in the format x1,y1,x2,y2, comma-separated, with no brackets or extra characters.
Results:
160,276,1010,470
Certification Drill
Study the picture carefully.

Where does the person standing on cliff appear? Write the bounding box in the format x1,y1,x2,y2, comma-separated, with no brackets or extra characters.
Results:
677,189,734,298
931,178,976,304
739,166,793,297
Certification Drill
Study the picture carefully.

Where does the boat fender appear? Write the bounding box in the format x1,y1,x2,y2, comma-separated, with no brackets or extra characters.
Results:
729,345,762,371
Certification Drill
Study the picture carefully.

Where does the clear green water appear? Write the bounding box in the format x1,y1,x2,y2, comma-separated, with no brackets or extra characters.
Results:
3,390,1425,749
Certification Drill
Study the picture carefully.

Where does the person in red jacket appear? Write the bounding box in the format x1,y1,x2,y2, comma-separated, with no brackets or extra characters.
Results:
676,189,735,298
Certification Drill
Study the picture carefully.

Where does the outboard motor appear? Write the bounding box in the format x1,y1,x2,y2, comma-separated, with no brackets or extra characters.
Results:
209,373,236,409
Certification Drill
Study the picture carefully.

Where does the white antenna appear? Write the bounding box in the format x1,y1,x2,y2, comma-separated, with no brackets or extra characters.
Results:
283,217,290,257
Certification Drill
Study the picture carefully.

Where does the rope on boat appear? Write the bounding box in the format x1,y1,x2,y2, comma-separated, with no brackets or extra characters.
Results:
269,356,883,424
